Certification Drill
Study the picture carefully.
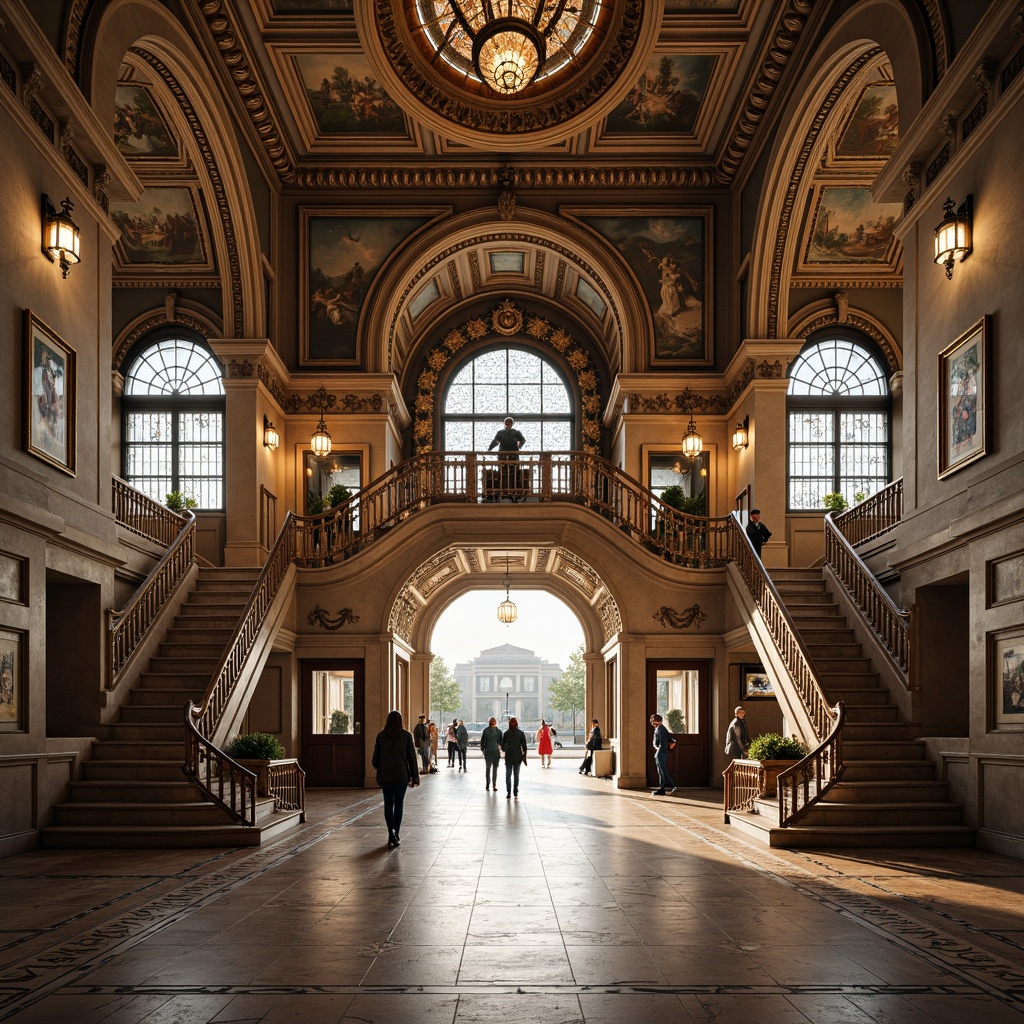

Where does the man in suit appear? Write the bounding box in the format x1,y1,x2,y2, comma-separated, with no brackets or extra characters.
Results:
746,508,772,559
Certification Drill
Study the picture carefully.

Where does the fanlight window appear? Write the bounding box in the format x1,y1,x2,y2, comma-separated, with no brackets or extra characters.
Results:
122,336,225,509
441,347,575,452
787,336,890,510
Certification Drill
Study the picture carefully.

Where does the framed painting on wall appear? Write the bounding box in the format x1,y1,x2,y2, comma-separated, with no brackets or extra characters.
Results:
938,316,989,479
24,310,76,476
990,626,1024,728
0,627,24,730
741,664,775,700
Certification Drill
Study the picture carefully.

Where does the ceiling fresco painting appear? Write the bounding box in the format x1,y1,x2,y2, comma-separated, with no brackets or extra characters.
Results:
579,212,711,365
604,54,716,135
804,187,901,266
836,82,899,158
113,85,177,158
295,53,406,135
302,212,434,364
110,187,207,267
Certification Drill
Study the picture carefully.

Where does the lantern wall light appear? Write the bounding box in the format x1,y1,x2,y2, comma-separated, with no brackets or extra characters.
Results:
263,415,280,451
496,552,518,625
934,194,972,280
310,385,332,457
42,195,81,279
732,415,749,451
681,408,703,459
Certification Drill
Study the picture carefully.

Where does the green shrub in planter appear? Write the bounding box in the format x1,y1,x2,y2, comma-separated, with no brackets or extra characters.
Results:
165,490,198,512
226,732,285,760
666,708,686,734
746,733,806,761
821,492,849,513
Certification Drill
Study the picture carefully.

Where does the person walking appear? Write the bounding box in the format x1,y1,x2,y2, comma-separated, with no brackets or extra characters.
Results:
746,509,772,559
536,719,554,768
579,719,602,775
428,719,439,768
445,720,458,767
649,713,676,796
501,716,528,799
413,714,430,773
456,719,469,771
480,716,503,791
371,709,420,848
725,706,751,760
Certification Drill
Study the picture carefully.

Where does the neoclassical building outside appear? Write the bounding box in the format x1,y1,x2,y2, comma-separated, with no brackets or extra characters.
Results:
1,0,1023,860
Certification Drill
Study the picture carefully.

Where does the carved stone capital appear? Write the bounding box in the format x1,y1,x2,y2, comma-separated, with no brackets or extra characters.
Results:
972,58,998,95
889,370,903,398
901,162,921,200
21,63,41,106
940,113,957,140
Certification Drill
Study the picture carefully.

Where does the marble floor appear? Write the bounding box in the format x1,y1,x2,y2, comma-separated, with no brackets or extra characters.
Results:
1,760,1023,1023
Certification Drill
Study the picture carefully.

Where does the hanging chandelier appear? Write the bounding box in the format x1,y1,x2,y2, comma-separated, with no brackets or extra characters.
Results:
681,408,703,459
310,385,332,458
418,1,601,96
497,553,518,624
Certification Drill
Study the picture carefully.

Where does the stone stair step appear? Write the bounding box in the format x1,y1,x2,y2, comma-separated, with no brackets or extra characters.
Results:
839,759,940,781
809,657,873,673
145,656,222,673
770,569,825,581
130,686,204,706
184,593,249,607
831,779,950,802
727,811,975,849
105,722,184,742
797,801,965,827
842,738,926,760
805,642,865,658
773,593,836,607
793,628,857,644
164,629,234,645
841,721,920,740
91,739,185,760
119,704,188,723
138,670,210,685
81,760,186,782
842,704,900,723
157,642,226,658
68,780,202,803
52,801,238,827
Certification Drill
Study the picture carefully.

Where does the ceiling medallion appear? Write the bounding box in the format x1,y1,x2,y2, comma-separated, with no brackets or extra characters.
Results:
492,299,523,335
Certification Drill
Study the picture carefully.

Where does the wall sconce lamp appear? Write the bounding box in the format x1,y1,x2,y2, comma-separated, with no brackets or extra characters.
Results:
732,415,750,450
681,408,703,459
42,195,81,279
263,415,280,451
309,385,332,457
934,195,972,279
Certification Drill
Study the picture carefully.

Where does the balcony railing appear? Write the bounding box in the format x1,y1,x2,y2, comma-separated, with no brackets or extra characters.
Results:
112,476,188,547
833,477,903,546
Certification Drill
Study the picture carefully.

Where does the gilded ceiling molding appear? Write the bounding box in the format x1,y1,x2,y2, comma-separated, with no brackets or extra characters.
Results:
193,0,294,182
112,305,224,370
256,359,288,408
386,231,621,374
625,360,784,416
130,47,245,337
371,0,644,137
765,49,882,338
717,0,816,184
283,390,388,415
413,300,601,455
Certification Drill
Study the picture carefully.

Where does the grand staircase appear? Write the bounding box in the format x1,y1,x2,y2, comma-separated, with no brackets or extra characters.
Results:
729,568,974,849
43,568,302,848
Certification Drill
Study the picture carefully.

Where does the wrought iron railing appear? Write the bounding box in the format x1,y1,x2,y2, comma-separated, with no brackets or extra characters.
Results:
193,512,296,740
722,760,763,820
292,450,735,569
107,505,195,689
184,701,257,826
112,476,188,546
824,512,910,675
777,702,845,826
833,477,903,546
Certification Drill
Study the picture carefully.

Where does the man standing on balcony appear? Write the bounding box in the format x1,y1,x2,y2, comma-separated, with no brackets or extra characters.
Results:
487,416,527,501
746,509,772,559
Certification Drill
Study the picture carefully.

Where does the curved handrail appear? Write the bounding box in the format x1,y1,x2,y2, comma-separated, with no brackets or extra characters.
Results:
184,701,257,826
194,512,296,739
727,513,837,740
832,477,902,546
776,701,845,827
293,450,735,569
107,508,196,689
824,512,910,675
112,476,188,546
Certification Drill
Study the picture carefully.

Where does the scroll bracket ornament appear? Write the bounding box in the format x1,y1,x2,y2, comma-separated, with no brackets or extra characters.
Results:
308,605,360,630
653,604,707,629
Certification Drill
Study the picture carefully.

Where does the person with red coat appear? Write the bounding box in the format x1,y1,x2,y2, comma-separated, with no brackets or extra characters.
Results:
536,719,554,768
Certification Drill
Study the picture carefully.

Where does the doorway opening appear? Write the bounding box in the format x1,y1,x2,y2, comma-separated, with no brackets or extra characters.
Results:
646,660,710,787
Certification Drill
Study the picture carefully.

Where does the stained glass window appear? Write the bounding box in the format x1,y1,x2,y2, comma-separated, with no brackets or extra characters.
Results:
122,335,225,509
441,346,575,452
787,336,890,510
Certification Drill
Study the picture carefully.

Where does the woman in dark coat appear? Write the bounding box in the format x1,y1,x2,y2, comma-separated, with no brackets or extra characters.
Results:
580,719,602,775
371,709,420,847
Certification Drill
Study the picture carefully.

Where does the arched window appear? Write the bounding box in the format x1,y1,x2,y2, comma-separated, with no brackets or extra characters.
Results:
122,334,225,509
441,346,574,451
787,335,890,510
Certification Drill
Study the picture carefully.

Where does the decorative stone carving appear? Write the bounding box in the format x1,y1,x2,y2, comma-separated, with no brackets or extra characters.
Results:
226,358,254,378
901,162,921,202
307,605,360,630
834,291,848,323
940,113,958,140
889,371,903,398
93,165,110,212
21,63,41,107
653,605,707,630
497,165,516,221
973,58,998,95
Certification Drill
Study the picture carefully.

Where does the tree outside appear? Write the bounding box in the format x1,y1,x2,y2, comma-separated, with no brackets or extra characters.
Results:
548,644,586,743
429,654,464,723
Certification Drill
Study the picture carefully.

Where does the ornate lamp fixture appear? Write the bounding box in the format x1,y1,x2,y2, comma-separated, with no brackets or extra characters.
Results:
681,408,703,459
934,195,972,279
731,415,749,451
496,553,518,624
310,385,332,458
263,415,280,451
428,1,592,95
42,195,81,279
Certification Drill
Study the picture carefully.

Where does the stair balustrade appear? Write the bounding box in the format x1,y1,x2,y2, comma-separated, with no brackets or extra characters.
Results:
184,701,257,826
108,482,196,689
832,477,903,546
726,514,845,827
824,511,910,675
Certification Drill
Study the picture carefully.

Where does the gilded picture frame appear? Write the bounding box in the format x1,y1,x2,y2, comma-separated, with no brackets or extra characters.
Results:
741,664,775,700
24,310,76,476
938,316,989,480
990,626,1024,728
0,627,25,731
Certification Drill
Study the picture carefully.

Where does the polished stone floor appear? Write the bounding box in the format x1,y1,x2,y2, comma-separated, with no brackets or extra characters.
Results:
1,759,1023,1023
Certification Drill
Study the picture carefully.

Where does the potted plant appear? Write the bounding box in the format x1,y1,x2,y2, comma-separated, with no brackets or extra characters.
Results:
745,733,807,797
225,732,287,796
165,490,198,513
822,492,849,513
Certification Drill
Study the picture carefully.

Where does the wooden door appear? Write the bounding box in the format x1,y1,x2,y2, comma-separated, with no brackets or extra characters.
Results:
301,660,364,786
646,660,710,787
